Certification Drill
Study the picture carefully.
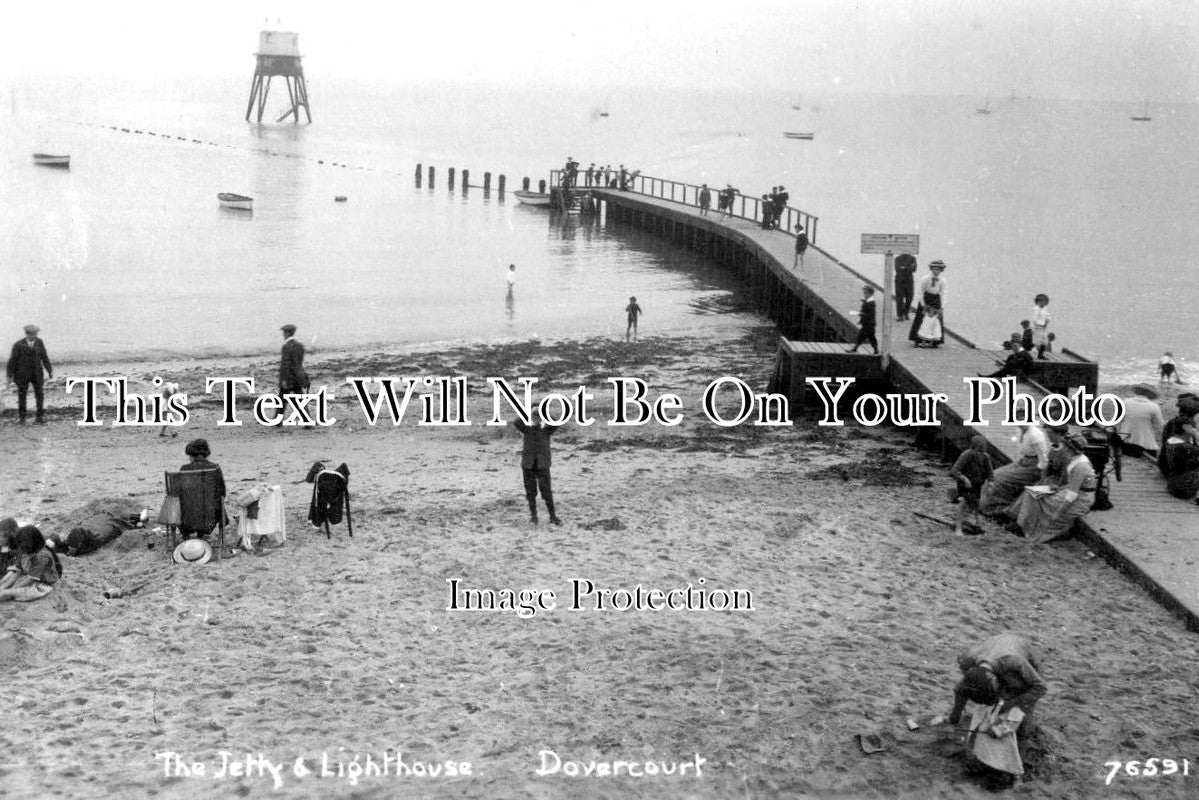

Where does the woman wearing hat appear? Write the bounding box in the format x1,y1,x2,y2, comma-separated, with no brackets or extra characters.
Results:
1158,396,1199,501
908,260,947,347
179,439,227,539
1007,433,1097,543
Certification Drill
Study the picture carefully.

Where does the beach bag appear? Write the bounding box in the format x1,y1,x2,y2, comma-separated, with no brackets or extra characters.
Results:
918,313,942,341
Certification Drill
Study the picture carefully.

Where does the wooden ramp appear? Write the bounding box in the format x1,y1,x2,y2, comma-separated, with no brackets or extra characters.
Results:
591,186,1199,630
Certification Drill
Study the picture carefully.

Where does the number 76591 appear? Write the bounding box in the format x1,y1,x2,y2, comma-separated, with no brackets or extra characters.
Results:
1104,758,1190,786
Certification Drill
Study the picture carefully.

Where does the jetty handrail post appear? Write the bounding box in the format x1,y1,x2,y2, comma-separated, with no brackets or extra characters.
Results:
881,251,895,369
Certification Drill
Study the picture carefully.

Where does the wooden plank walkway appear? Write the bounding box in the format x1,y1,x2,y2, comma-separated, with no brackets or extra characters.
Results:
592,187,1199,630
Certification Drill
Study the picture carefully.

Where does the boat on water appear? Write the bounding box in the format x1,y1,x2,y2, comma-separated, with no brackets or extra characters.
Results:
218,192,253,210
975,97,992,115
783,132,814,140
1131,101,1152,122
32,153,70,168
513,190,552,206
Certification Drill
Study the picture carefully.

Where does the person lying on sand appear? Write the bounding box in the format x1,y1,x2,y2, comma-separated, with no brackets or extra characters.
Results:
0,525,62,602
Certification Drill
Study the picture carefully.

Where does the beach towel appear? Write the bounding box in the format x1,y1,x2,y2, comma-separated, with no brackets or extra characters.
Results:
966,701,1025,775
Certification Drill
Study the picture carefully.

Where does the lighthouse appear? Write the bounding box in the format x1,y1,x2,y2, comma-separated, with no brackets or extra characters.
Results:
245,26,311,123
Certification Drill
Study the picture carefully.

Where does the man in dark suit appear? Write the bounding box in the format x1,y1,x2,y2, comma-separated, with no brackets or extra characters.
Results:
513,416,561,525
278,324,309,397
7,324,53,423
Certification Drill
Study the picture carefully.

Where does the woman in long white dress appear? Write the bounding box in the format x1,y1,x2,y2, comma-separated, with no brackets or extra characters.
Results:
1009,433,1096,543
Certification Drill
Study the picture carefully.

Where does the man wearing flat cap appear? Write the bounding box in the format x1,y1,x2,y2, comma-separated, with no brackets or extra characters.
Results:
7,325,53,424
278,324,310,401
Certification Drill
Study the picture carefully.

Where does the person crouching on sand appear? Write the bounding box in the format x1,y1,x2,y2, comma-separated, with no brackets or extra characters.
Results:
0,525,61,602
950,436,994,535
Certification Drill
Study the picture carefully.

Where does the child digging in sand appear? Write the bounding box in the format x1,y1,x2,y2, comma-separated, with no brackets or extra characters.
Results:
951,436,994,536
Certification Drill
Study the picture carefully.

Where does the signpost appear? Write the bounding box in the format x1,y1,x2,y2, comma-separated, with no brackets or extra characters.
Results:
860,234,920,369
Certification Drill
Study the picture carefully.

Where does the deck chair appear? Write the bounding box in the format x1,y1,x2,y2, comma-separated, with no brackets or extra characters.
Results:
159,470,226,560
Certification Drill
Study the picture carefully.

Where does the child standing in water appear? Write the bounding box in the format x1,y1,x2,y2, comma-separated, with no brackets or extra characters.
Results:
1031,294,1051,360
625,296,643,342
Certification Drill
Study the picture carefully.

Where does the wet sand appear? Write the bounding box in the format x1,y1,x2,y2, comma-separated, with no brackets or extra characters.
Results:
2,330,1198,799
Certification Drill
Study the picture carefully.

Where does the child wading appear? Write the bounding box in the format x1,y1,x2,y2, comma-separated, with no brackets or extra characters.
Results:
951,436,994,536
625,296,643,342
847,286,878,354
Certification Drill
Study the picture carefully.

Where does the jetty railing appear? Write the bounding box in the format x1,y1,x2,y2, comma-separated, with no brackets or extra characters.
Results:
549,169,819,245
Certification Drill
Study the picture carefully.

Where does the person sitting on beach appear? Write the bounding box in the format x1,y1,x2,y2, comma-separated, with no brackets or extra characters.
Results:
0,525,61,602
0,517,18,574
951,436,994,535
1117,384,1165,458
1159,395,1199,501
942,632,1046,748
1006,433,1096,542
1159,394,1199,473
978,422,1051,516
179,438,227,540
1159,352,1183,384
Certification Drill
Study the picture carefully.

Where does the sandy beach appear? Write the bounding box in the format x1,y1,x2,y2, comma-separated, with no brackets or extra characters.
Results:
2,329,1197,799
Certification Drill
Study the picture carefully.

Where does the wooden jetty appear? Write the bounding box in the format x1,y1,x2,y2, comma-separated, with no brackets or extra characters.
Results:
571,177,1199,630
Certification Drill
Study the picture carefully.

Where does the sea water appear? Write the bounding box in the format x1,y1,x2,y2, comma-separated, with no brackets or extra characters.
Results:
2,75,1195,383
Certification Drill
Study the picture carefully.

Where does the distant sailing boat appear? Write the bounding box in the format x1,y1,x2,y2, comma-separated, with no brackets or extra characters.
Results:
598,96,610,118
975,96,992,115
1131,101,1152,122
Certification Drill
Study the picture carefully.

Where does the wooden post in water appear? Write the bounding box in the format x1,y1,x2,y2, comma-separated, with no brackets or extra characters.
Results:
538,179,546,193
522,177,530,191
498,175,506,196
483,172,491,192
448,167,455,189
462,169,470,190
415,164,422,188
428,166,435,188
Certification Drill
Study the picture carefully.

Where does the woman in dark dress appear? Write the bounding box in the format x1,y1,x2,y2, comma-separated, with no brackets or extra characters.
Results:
178,438,227,539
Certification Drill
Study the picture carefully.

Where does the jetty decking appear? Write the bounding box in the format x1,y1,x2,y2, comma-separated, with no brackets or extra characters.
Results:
583,184,1199,630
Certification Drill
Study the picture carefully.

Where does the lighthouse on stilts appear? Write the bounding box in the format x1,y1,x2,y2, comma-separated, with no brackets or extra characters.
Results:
245,25,311,123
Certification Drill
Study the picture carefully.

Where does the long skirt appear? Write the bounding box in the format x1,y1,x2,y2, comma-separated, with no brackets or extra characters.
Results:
978,456,1041,515
908,291,945,345
1011,488,1094,543
1166,468,1199,500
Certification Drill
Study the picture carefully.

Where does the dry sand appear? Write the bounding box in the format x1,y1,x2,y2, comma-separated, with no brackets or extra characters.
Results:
2,329,1198,799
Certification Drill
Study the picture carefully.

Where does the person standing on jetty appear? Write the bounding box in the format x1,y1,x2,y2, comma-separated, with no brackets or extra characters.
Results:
513,415,561,525
893,253,917,321
1118,384,1164,458
278,324,310,402
847,286,878,354
7,324,53,424
625,296,643,342
908,260,947,347
506,264,517,293
698,184,711,216
793,224,809,271
1031,294,1051,359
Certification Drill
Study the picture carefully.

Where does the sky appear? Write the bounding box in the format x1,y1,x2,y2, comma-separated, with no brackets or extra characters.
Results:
0,0,1195,101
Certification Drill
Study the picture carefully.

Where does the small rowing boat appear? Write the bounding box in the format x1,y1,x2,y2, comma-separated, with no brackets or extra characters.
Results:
33,153,70,168
218,192,253,210
513,190,552,206
783,132,814,140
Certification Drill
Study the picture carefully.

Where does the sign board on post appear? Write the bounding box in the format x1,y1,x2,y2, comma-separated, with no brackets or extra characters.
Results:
860,234,920,255
860,234,919,370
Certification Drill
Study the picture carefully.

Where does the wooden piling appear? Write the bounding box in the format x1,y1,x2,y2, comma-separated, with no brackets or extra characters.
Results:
415,164,422,188
538,179,546,193
428,166,435,188
523,177,530,191
462,169,470,190
483,172,491,192
498,175,506,196
448,168,456,189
